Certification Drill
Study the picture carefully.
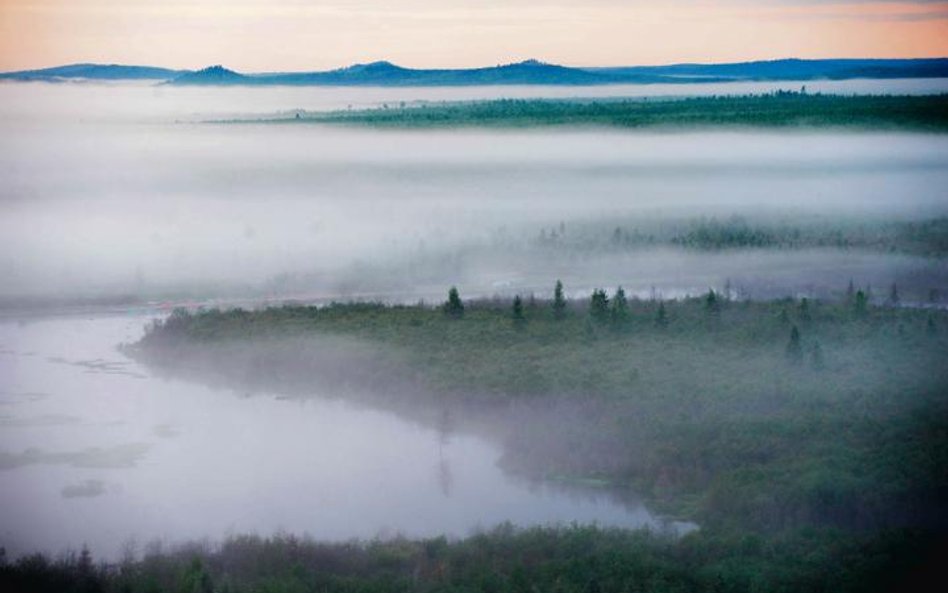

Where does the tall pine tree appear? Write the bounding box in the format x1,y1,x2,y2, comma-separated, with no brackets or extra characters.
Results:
553,280,567,319
444,286,464,319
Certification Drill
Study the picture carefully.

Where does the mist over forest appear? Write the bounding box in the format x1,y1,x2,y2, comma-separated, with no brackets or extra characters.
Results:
2,82,947,307
1,76,947,593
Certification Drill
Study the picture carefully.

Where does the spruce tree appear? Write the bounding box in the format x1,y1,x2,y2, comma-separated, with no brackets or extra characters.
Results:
853,290,868,317
443,286,464,319
553,280,567,319
706,289,717,309
590,289,610,322
705,289,721,319
512,294,525,325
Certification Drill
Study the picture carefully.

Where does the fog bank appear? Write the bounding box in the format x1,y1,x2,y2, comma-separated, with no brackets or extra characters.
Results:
2,81,946,303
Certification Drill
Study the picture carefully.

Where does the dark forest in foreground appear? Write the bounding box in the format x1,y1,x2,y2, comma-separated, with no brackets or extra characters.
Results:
1,525,942,593
251,93,948,130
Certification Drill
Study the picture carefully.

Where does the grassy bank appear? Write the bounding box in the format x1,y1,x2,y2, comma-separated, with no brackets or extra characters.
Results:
254,93,948,130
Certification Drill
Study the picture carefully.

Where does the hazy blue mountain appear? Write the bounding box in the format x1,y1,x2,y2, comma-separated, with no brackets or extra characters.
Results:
164,57,948,86
168,65,247,85
3,58,947,86
0,63,186,81
169,59,617,86
592,58,948,81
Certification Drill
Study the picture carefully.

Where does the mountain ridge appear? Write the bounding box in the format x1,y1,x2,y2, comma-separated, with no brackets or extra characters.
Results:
0,63,185,81
2,58,947,86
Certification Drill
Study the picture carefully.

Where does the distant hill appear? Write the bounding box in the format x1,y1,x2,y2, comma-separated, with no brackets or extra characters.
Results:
0,63,186,81
3,58,947,86
591,58,948,81
168,60,616,86
168,65,247,85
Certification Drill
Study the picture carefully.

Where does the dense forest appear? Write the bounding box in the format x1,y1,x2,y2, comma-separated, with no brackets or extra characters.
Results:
1,524,941,593
533,216,948,258
3,286,934,591
257,93,948,130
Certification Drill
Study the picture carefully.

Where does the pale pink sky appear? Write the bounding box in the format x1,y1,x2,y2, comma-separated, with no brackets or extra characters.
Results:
1,0,946,71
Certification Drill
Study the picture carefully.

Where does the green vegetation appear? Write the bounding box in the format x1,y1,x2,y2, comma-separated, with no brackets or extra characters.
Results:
537,215,948,258
1,525,941,593
511,294,525,325
51,285,943,591
263,93,948,130
553,280,567,319
443,286,465,319
134,289,947,529
589,289,610,322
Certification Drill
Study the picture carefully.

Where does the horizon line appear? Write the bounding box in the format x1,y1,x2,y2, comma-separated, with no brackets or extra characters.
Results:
5,55,948,76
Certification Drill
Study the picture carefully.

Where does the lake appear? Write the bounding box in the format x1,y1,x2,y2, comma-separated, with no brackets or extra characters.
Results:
0,312,677,560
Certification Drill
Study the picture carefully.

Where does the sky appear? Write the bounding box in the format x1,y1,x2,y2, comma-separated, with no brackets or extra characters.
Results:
0,0,946,72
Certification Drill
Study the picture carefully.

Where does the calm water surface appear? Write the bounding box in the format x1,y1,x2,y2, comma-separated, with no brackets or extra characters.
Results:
0,313,669,559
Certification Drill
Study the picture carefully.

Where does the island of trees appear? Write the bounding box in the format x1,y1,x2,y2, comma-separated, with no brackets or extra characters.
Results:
244,93,948,131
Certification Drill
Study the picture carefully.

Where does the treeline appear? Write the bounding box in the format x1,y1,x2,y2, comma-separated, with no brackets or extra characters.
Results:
276,93,948,130
1,525,942,593
532,216,948,258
